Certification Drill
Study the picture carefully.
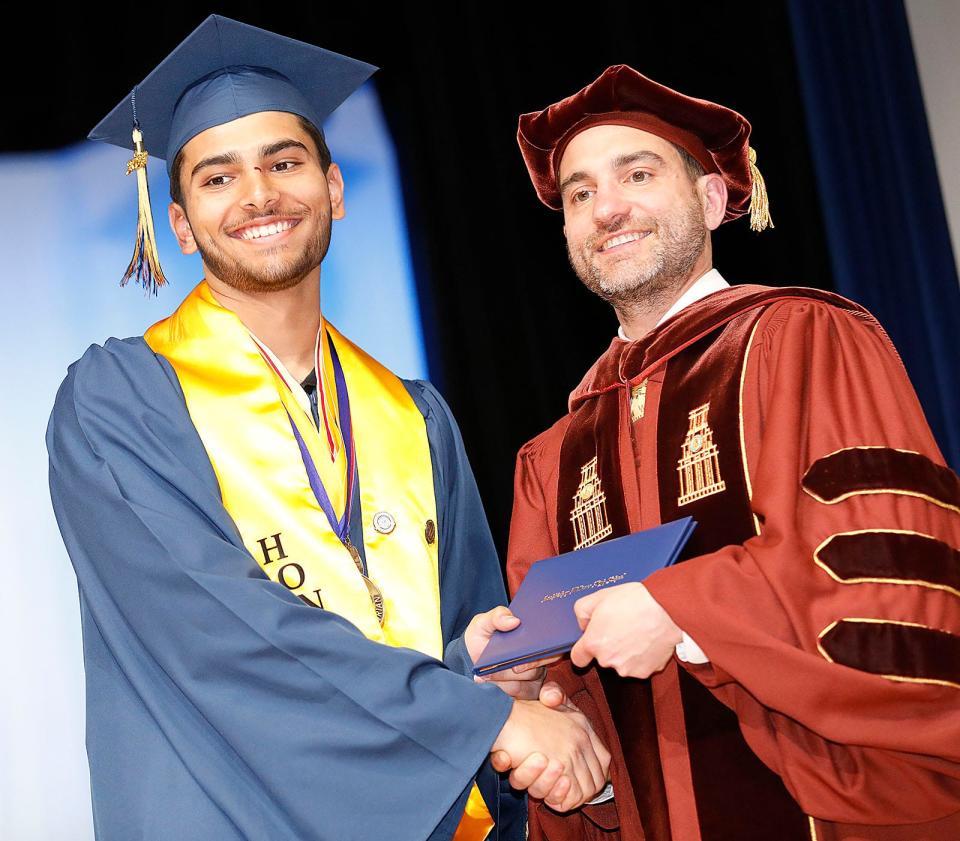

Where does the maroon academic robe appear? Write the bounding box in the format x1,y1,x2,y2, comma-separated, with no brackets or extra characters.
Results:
507,285,960,841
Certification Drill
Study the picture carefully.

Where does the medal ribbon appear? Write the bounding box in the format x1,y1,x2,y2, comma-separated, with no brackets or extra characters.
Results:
256,333,356,542
256,331,385,623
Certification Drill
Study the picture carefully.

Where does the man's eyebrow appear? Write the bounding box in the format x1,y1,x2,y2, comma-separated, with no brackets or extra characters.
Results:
259,139,310,159
611,150,667,169
559,170,591,196
559,150,668,196
190,140,311,180
191,151,242,179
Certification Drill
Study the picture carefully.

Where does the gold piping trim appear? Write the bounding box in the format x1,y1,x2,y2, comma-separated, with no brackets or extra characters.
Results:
803,485,960,514
816,617,960,690
801,446,960,514
813,529,960,600
874,674,960,689
814,444,923,459
808,815,818,841
738,318,763,536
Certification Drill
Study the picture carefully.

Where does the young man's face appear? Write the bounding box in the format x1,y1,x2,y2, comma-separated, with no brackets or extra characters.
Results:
558,124,715,306
169,110,344,293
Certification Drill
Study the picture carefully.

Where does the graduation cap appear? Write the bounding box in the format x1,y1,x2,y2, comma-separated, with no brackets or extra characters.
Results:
517,65,772,233
90,15,377,293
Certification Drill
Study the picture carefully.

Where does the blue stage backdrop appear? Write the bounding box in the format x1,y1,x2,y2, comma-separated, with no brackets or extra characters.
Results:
789,0,960,470
0,82,426,841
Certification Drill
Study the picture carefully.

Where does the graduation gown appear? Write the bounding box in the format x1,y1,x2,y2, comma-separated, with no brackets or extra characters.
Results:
47,336,523,841
507,285,960,841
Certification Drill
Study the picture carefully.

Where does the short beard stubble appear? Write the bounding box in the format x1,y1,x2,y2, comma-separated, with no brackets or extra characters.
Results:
566,190,708,310
191,204,333,294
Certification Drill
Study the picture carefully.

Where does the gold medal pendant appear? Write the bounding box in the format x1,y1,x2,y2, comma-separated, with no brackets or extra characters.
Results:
344,538,386,626
363,579,386,626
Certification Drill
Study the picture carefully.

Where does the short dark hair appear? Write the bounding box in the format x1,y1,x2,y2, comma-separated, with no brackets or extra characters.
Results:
169,113,332,207
672,142,706,183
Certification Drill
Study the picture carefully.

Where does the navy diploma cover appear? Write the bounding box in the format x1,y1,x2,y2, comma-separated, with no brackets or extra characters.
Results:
474,517,696,675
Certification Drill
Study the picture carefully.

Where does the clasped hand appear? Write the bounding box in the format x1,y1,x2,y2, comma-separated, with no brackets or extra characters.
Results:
466,584,682,809
466,607,610,811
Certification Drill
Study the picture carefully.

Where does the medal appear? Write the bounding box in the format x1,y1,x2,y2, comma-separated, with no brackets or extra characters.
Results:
344,537,385,626
278,331,387,625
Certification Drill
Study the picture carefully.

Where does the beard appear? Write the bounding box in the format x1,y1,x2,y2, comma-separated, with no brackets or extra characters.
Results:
566,193,707,307
192,205,332,294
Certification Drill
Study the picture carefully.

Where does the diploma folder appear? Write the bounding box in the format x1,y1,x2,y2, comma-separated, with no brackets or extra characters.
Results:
473,517,696,676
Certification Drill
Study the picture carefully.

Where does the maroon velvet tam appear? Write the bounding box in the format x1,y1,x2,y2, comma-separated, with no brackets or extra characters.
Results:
518,64,753,221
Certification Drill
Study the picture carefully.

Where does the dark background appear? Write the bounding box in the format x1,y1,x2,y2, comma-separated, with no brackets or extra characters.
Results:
4,3,835,558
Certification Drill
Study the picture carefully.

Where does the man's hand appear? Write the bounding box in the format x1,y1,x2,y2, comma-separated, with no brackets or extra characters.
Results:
490,699,610,812
489,680,582,778
570,583,682,678
538,679,573,710
465,606,556,700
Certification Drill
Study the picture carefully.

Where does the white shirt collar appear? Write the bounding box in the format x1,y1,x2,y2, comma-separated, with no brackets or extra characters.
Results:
617,268,729,341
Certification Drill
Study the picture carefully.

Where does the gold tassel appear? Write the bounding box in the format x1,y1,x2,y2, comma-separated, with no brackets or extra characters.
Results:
748,147,774,232
122,126,168,293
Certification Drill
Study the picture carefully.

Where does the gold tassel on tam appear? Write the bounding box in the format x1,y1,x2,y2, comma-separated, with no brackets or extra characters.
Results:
122,125,168,294
748,147,774,232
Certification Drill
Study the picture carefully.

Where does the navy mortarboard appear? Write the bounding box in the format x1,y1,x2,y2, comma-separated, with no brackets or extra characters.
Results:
89,14,376,293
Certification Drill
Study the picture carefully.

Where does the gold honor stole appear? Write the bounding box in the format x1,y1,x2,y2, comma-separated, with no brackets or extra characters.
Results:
145,282,492,840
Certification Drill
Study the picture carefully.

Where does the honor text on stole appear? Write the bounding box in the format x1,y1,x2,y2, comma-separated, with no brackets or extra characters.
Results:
256,532,324,608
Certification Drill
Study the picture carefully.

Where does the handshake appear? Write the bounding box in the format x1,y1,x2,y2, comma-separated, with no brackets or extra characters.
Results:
466,607,612,812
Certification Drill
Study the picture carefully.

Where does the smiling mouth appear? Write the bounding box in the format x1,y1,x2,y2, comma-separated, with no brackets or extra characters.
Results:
598,231,650,252
229,219,302,241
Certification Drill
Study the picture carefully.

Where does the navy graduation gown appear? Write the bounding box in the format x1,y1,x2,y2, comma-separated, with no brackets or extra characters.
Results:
47,336,522,841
